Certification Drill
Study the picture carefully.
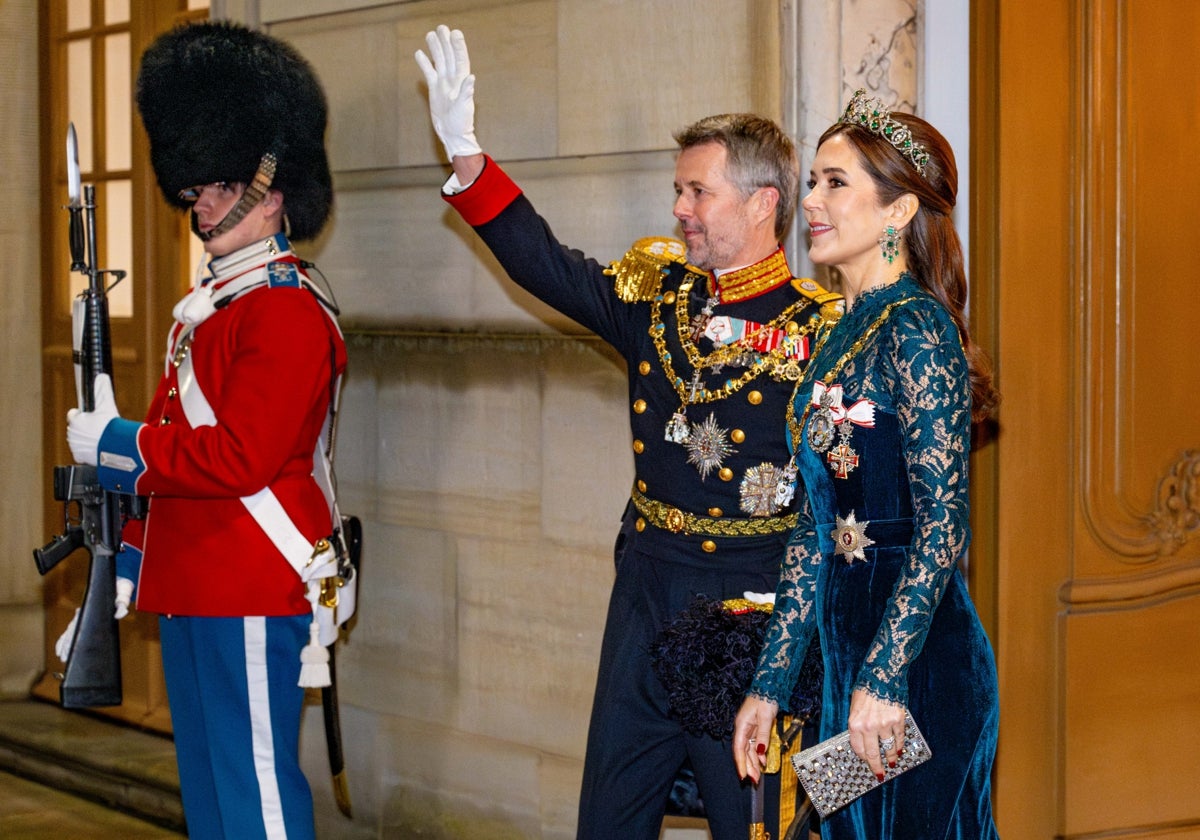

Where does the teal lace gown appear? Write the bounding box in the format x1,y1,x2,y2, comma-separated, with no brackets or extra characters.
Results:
750,274,1000,838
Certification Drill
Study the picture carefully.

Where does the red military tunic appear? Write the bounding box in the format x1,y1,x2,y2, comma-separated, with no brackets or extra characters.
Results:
97,233,347,617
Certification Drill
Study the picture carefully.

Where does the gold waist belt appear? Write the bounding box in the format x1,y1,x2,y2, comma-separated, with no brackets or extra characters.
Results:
630,486,798,537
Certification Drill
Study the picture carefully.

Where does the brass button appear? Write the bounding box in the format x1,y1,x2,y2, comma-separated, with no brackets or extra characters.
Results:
730,429,745,444
663,291,676,305
719,467,733,481
636,518,646,532
633,399,647,414
786,320,799,335
708,507,723,517
637,479,647,493
160,416,172,426
639,361,652,375
664,508,686,534
167,386,178,399
747,390,763,405
701,540,717,553
633,439,644,454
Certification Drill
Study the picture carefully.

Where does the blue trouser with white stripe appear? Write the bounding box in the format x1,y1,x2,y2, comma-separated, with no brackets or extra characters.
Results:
160,614,314,840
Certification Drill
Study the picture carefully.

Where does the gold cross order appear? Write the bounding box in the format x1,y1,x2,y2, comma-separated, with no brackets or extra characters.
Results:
826,442,859,479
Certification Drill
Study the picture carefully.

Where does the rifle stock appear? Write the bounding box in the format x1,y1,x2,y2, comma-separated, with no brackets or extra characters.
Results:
35,467,123,707
34,125,141,709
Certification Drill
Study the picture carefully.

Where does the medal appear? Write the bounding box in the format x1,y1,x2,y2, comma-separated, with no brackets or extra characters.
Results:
689,295,718,342
685,412,737,480
831,511,875,562
774,460,798,509
664,411,690,443
665,371,705,443
805,382,875,477
826,422,861,479
740,463,787,517
807,387,837,452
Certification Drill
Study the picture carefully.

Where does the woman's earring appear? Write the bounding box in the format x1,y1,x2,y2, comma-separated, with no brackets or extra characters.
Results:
878,225,900,264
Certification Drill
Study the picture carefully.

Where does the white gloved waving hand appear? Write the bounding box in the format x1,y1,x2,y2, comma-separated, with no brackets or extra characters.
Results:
415,25,483,160
67,373,120,466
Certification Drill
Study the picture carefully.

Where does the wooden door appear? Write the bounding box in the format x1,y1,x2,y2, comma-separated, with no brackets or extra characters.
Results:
36,0,208,732
973,1,1200,836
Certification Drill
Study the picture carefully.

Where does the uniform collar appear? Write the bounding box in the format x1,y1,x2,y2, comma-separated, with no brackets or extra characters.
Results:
708,247,792,303
205,232,292,284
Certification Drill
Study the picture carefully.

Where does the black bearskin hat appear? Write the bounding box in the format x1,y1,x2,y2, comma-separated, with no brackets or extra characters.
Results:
135,20,332,240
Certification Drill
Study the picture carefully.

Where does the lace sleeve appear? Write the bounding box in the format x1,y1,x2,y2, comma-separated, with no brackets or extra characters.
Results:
853,306,973,706
749,490,822,709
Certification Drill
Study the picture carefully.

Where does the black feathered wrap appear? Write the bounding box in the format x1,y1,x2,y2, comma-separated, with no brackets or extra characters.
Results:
135,20,332,241
650,594,823,739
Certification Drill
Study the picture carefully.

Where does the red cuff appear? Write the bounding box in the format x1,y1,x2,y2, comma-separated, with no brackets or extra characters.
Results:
442,156,523,226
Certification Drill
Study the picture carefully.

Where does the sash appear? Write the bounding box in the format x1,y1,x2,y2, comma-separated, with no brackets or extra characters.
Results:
173,257,353,685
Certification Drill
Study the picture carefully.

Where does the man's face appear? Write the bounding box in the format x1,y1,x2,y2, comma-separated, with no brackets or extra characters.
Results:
672,142,761,272
188,182,281,257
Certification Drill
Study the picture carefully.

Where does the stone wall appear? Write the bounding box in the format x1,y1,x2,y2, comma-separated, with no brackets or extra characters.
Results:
0,0,46,698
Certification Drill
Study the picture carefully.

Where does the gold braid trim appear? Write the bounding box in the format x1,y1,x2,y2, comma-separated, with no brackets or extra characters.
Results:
631,486,798,537
720,597,773,614
715,248,793,302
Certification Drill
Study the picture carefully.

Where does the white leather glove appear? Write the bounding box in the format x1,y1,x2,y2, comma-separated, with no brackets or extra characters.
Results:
55,608,80,662
67,373,119,466
54,578,134,662
114,577,135,620
415,24,483,159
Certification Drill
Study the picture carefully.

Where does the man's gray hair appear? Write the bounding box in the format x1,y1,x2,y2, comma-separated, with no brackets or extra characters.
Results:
674,113,800,241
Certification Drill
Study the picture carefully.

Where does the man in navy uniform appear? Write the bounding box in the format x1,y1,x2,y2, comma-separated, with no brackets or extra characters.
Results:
417,25,838,840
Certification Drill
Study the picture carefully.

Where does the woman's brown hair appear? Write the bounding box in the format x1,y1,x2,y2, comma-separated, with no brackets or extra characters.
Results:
819,114,999,422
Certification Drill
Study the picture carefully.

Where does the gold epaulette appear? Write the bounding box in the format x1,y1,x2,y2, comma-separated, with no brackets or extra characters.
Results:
792,276,845,324
605,236,696,303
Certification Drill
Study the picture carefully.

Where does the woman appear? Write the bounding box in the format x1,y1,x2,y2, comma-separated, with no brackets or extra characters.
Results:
732,89,1001,838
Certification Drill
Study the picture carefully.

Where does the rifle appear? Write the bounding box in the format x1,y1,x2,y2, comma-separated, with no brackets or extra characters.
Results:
33,123,145,708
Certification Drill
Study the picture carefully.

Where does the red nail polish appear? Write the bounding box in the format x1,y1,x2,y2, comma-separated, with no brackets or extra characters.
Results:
755,742,767,756
875,772,885,782
888,761,897,769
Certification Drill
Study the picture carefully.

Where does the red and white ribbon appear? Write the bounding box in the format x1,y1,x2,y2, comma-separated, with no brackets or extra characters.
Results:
810,381,876,427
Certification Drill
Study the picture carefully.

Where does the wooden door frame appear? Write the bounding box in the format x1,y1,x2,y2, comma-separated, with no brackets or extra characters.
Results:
35,0,207,732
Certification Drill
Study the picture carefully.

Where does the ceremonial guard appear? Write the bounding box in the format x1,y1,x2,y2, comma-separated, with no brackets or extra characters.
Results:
66,22,351,840
417,26,838,840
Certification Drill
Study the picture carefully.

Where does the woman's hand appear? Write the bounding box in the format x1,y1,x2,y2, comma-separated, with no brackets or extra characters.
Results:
847,687,906,781
732,696,779,783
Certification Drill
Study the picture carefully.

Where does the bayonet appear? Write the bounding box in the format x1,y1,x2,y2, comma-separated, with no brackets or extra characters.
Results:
66,123,85,272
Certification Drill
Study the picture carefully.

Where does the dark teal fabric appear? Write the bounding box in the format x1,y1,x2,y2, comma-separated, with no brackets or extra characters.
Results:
750,274,1000,838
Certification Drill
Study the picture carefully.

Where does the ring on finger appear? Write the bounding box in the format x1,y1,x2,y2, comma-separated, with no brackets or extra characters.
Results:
879,736,896,751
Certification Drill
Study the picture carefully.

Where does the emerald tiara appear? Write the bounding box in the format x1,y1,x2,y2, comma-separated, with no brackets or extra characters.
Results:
838,88,931,177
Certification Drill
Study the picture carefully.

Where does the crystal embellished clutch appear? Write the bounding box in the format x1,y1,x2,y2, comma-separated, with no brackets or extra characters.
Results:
790,710,932,818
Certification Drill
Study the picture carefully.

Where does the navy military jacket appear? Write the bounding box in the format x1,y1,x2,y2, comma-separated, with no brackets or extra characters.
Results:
444,157,840,562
